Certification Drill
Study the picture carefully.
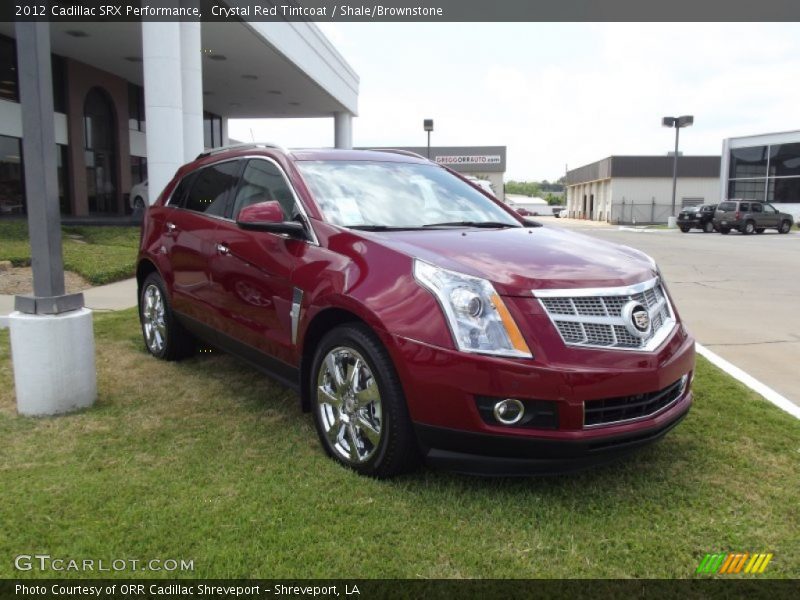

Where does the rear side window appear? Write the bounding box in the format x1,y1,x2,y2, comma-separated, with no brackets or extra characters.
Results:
167,173,196,207
184,160,241,217
232,159,296,220
718,202,736,211
751,203,762,213
739,202,750,211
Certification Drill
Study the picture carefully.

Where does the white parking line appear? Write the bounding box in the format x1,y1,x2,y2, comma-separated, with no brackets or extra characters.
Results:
695,342,800,419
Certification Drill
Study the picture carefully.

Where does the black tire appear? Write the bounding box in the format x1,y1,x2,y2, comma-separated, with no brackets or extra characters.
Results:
310,323,421,478
741,221,755,235
720,227,730,235
756,228,765,234
703,221,715,233
139,272,194,360
679,226,690,233
779,220,792,234
133,196,145,209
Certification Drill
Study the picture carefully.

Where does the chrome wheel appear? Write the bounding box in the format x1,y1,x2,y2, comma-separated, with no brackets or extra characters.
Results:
142,284,167,354
316,346,383,464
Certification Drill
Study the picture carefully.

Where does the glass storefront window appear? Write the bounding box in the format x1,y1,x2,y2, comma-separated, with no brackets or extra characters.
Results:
770,176,800,204
128,83,145,132
729,146,768,179
0,135,24,216
0,34,18,102
727,179,766,201
768,142,800,178
203,111,223,148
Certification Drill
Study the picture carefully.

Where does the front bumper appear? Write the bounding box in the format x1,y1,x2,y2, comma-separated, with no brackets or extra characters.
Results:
415,396,690,475
380,314,695,475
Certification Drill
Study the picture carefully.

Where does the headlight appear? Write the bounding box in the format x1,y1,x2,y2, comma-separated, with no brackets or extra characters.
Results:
413,260,532,358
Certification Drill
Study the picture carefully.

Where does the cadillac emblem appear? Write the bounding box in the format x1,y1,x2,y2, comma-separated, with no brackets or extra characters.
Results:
622,301,651,338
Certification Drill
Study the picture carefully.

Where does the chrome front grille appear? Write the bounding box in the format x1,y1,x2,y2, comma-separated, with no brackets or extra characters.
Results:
536,277,676,352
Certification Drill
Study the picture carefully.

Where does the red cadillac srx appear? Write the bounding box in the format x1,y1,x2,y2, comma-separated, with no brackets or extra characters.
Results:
137,145,695,477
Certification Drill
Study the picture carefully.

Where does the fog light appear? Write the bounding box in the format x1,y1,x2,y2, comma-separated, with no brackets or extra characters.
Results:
679,373,690,395
493,398,525,425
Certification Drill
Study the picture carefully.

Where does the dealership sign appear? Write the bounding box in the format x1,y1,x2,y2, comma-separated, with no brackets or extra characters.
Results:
435,155,502,166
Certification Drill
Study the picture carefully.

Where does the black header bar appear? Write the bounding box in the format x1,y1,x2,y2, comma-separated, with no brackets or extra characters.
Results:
4,0,800,22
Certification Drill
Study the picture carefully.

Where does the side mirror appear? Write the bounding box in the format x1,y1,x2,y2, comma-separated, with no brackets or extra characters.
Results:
237,201,306,237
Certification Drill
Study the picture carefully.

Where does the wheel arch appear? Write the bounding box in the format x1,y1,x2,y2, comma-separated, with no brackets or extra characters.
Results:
136,258,161,297
299,307,371,412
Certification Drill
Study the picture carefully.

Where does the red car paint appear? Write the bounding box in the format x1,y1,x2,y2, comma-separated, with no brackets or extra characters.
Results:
138,147,694,474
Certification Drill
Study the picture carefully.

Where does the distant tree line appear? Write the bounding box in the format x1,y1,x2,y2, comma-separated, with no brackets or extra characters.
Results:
504,178,565,205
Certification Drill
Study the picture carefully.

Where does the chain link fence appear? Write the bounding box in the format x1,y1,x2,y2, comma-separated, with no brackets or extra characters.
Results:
608,200,678,225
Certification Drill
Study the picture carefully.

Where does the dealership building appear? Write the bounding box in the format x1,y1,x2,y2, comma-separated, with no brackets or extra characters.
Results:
721,130,800,221
565,156,720,223
0,19,358,218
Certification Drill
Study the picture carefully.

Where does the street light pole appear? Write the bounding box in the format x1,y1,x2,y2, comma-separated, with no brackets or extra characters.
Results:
423,118,433,159
662,115,694,217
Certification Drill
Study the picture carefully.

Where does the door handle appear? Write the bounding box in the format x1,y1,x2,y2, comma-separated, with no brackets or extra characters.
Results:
216,243,230,255
165,221,177,234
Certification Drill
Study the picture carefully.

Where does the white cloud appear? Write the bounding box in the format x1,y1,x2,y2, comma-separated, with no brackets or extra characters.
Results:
230,23,800,180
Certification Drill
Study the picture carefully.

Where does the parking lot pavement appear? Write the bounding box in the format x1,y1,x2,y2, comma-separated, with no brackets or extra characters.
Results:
547,218,800,407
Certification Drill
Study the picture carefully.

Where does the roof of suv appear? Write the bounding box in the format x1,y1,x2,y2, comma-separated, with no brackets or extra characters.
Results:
197,144,431,165
290,148,431,164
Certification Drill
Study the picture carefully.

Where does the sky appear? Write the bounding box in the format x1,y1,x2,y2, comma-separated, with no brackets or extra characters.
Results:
229,23,800,181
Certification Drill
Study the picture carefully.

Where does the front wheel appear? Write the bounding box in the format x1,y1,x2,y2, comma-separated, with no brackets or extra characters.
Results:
779,220,792,234
139,273,194,360
679,226,690,233
311,324,421,478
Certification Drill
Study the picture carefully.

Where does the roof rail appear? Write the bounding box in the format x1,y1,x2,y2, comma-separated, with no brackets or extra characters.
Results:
368,148,429,160
196,142,285,160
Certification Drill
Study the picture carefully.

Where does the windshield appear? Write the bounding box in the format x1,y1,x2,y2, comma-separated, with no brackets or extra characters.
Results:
296,161,521,229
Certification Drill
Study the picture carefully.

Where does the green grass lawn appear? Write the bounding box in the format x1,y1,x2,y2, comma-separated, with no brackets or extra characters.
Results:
0,221,140,286
0,308,798,579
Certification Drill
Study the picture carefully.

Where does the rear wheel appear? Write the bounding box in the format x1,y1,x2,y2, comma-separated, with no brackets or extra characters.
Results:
703,221,714,233
311,323,421,478
719,227,730,235
742,220,755,235
133,196,145,209
756,228,765,234
139,273,194,360
779,220,792,234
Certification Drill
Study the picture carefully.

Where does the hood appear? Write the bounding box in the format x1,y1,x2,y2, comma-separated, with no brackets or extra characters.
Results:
360,226,657,296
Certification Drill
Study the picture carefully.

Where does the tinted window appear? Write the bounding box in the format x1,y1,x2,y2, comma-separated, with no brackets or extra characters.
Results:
769,143,800,178
729,146,768,179
717,202,736,211
0,34,17,102
232,159,295,220
727,179,765,201
770,176,800,204
167,173,196,207
184,160,240,216
739,203,750,211
751,203,762,213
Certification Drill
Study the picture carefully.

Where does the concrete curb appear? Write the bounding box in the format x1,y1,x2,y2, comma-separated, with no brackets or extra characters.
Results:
696,342,800,420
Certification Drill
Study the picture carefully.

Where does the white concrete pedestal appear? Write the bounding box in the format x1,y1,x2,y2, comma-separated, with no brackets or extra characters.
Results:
667,216,678,228
9,308,97,416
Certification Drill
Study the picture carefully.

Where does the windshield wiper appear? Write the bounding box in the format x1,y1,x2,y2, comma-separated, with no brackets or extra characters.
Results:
347,224,424,231
422,221,520,229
